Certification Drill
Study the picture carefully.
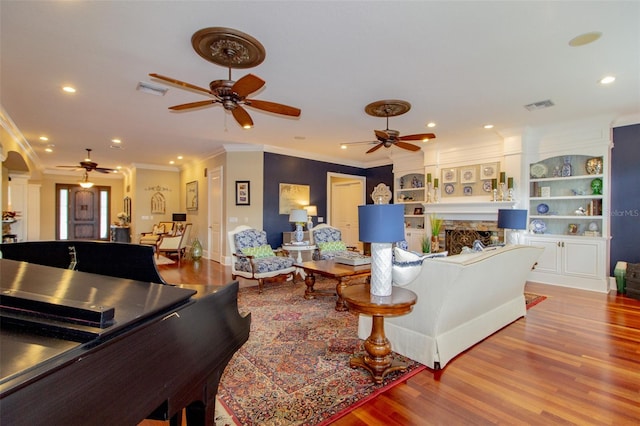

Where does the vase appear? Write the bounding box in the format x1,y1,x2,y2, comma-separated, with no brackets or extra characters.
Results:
294,224,304,243
430,235,439,253
614,261,627,294
191,238,203,261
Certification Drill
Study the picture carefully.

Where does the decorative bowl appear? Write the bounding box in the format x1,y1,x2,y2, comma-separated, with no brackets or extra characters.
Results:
536,203,549,214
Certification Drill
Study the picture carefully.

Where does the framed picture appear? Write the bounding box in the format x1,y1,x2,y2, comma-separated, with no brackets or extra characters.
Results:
460,167,477,184
235,180,250,205
279,183,310,214
186,181,198,211
480,163,498,180
442,168,457,184
413,207,423,215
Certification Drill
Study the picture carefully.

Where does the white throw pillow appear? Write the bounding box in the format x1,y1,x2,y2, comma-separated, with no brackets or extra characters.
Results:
392,247,448,286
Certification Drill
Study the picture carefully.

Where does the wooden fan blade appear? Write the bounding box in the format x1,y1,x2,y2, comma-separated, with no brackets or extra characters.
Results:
395,141,421,152
149,73,213,94
232,105,254,128
94,168,116,174
398,133,436,141
246,99,301,117
57,165,81,170
168,100,218,111
366,143,384,154
233,74,266,98
374,129,390,141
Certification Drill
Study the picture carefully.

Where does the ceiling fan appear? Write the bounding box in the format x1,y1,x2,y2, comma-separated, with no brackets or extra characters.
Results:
149,27,301,129
343,100,436,154
57,149,116,173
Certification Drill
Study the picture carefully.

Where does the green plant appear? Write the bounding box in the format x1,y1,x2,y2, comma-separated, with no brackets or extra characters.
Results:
421,235,431,253
430,214,443,236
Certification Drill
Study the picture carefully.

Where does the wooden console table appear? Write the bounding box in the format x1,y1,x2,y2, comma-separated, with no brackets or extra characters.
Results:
342,284,417,383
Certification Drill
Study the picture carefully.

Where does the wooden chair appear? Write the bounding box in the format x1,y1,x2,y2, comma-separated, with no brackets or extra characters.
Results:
140,221,175,248
157,223,191,262
228,225,296,293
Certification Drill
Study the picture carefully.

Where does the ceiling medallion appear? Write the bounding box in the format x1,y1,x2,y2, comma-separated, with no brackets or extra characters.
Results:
364,100,411,118
191,27,266,69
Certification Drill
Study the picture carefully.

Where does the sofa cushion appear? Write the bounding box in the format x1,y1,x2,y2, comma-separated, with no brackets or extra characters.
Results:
152,224,165,235
392,247,448,286
241,244,275,259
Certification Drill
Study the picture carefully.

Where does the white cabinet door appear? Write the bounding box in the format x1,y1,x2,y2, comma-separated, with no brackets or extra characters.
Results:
405,229,425,253
528,237,561,274
563,239,602,279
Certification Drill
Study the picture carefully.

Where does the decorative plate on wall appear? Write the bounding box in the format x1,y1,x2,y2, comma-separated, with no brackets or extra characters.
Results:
536,203,549,214
463,186,473,196
444,183,455,194
442,169,457,184
483,180,492,192
460,167,476,184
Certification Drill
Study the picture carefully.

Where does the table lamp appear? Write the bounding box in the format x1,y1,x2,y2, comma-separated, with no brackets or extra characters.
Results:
304,205,317,230
497,209,528,245
289,209,308,243
358,204,405,296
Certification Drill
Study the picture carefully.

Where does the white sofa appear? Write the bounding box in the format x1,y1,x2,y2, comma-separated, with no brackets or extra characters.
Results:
357,244,543,370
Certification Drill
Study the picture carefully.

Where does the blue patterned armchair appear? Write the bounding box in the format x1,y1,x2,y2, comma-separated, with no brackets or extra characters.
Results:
311,223,356,260
228,225,296,293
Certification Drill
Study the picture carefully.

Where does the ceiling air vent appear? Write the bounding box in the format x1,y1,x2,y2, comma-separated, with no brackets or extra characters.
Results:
524,100,554,111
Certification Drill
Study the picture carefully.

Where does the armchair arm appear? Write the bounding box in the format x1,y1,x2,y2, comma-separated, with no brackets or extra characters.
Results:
233,252,259,274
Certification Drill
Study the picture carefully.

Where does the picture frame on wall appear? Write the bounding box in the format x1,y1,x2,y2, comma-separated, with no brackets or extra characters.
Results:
480,163,498,180
442,168,457,184
235,180,250,206
279,183,310,214
186,181,198,211
460,166,477,184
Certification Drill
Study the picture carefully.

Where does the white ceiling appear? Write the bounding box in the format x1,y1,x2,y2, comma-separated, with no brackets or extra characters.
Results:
2,1,639,173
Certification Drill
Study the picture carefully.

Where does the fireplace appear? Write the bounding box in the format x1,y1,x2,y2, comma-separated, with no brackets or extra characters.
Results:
438,219,501,255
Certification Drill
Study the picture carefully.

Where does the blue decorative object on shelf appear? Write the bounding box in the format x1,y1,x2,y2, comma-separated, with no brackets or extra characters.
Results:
536,203,549,214
530,219,547,234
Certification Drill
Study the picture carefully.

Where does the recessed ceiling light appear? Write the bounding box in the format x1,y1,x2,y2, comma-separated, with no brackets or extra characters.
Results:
177,156,183,160
340,144,347,149
39,136,48,141
111,139,121,144
116,166,122,169
45,145,54,153
483,124,494,129
169,160,175,165
599,75,616,85
569,31,602,47
62,85,76,93
426,122,436,128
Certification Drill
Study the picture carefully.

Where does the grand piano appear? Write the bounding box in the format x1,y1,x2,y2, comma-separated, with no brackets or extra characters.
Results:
0,241,251,425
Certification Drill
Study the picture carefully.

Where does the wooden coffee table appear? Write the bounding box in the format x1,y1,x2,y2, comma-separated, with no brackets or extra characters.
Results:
342,283,417,384
295,260,371,311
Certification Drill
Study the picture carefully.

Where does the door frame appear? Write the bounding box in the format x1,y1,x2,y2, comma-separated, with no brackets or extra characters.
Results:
207,166,223,262
326,172,366,248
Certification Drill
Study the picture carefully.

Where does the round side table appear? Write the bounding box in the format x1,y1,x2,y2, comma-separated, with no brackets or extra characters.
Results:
342,284,417,384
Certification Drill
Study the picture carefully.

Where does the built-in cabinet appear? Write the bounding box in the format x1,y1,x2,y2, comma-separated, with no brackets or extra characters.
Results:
524,152,610,292
395,170,426,252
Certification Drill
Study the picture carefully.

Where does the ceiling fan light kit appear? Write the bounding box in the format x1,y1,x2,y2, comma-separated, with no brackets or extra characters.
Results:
150,27,300,129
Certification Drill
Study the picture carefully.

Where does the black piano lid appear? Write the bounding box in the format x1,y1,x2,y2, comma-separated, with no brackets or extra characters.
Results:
0,259,196,388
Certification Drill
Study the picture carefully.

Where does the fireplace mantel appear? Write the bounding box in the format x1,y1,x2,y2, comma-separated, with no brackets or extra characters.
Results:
422,200,517,221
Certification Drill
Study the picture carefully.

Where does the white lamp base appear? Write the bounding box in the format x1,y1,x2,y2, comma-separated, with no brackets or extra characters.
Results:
294,224,304,243
505,229,521,245
370,242,393,296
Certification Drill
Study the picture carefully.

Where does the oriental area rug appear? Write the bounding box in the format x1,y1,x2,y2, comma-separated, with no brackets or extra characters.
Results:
217,278,426,426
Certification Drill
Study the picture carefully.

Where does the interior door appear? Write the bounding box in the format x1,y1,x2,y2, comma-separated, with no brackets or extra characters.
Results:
208,166,223,263
330,180,363,250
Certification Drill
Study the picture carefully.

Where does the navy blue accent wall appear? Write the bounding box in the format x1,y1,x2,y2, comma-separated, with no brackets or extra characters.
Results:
262,152,393,247
610,124,640,275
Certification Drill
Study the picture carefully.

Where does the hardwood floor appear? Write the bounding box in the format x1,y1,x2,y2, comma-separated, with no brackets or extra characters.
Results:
155,259,640,425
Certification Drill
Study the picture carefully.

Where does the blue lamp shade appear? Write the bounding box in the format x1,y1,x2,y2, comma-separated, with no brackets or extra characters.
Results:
172,213,187,222
497,209,528,230
358,204,405,243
